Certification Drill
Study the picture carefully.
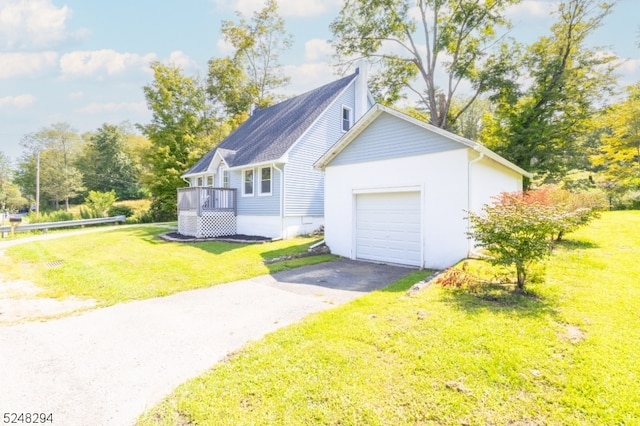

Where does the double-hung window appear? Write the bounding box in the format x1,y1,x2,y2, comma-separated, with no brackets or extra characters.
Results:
342,106,352,132
259,166,272,196
243,169,254,196
222,170,230,188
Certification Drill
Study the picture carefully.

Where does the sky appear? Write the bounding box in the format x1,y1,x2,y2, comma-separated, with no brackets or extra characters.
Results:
1,0,639,163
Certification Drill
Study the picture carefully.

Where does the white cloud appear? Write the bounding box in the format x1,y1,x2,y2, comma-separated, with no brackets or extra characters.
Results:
68,91,84,99
212,0,342,17
507,0,556,19
0,94,36,108
0,0,86,49
0,51,58,79
282,62,339,95
305,39,333,62
216,37,235,55
75,101,147,114
166,50,197,71
76,101,143,114
59,50,156,78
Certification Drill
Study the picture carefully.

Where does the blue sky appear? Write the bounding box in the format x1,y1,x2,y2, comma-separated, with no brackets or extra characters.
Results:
1,0,638,162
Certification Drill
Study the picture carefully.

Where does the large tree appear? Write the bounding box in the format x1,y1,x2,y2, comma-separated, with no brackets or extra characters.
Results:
140,62,218,221
77,123,142,200
330,0,519,130
592,83,640,199
16,123,84,211
481,0,618,187
207,0,293,122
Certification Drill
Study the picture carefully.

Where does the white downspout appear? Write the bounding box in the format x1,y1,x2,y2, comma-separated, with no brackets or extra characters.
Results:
467,152,484,258
273,163,285,240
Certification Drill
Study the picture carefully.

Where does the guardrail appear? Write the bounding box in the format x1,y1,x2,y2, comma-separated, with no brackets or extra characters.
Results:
0,215,126,237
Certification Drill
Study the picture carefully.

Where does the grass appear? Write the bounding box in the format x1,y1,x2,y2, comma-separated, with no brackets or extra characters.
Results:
0,226,334,306
137,211,640,425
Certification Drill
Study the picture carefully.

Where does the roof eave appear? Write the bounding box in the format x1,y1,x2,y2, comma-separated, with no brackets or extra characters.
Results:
315,103,532,179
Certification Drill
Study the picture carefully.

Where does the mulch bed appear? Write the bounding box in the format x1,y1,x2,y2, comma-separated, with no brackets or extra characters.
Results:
160,232,272,244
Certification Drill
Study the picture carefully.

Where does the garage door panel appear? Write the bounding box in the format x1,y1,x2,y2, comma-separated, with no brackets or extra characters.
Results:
356,192,421,266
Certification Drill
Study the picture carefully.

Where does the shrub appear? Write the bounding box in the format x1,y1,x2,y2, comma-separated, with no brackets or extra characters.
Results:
468,193,558,290
433,262,481,292
27,210,76,223
468,187,603,290
78,206,96,219
84,190,117,218
107,205,134,218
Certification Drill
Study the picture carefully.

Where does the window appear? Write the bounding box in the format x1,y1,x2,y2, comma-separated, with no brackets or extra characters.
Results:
222,170,230,188
197,177,203,187
260,167,272,195
243,169,254,196
342,106,352,132
206,176,214,187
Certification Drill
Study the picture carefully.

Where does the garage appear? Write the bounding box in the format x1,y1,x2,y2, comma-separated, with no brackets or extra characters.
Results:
355,192,422,266
315,104,530,269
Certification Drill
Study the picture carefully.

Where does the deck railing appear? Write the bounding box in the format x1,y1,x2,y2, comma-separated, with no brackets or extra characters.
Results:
177,187,237,216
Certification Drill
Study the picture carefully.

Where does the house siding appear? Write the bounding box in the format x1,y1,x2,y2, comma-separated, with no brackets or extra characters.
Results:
284,81,357,216
329,112,462,166
233,167,281,216
324,150,470,269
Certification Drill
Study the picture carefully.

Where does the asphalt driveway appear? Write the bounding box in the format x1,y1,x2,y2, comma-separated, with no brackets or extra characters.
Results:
0,259,413,426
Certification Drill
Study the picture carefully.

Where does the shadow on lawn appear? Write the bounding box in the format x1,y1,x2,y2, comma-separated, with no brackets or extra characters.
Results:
441,285,556,319
553,238,599,251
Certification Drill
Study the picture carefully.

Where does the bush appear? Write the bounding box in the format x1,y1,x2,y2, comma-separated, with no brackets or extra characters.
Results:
107,205,134,218
84,191,117,218
27,210,76,223
78,206,96,219
468,193,558,290
468,186,602,290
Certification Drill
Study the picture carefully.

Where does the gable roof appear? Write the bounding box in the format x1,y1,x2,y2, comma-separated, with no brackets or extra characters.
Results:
184,72,358,176
314,104,533,178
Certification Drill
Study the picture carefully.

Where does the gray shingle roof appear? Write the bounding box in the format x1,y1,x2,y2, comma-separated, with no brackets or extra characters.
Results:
184,72,357,175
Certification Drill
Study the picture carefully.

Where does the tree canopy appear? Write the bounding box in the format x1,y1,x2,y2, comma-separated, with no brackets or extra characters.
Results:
77,123,142,200
16,123,84,211
207,0,293,123
481,0,618,187
330,0,519,130
140,62,219,220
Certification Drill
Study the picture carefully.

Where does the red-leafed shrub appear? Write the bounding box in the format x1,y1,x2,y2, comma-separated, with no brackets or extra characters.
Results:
467,186,603,290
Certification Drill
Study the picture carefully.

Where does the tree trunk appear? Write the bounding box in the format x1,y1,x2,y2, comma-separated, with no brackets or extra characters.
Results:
516,265,526,291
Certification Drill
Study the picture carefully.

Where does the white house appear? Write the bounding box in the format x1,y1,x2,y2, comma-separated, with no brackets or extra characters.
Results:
314,104,532,269
179,68,373,239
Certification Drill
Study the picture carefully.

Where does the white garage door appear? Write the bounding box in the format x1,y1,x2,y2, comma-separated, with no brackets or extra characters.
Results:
355,192,422,266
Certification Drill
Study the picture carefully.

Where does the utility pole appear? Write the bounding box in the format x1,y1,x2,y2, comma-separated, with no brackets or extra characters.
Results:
36,150,40,215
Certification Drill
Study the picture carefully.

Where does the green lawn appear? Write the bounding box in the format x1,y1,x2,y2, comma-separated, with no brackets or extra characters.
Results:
0,226,333,306
137,211,640,425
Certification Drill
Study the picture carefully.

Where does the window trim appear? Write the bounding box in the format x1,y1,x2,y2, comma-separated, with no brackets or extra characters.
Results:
242,169,254,197
222,170,230,188
341,105,352,132
259,166,272,196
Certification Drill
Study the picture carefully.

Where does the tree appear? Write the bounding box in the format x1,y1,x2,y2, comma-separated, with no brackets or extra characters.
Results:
481,0,618,187
16,123,84,211
140,62,218,221
0,152,12,210
330,0,519,130
468,188,602,289
207,0,293,121
77,123,142,200
82,190,117,218
0,152,27,212
592,83,640,200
